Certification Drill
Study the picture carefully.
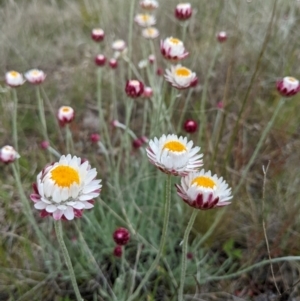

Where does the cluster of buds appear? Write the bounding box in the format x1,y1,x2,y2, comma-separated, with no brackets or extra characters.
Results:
113,227,130,258
0,145,20,164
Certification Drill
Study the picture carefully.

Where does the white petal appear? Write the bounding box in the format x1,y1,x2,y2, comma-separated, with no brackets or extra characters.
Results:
34,201,47,210
46,204,58,213
64,207,75,220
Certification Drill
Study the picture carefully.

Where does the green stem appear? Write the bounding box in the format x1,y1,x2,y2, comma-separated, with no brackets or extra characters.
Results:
177,89,193,133
198,46,219,144
127,0,136,79
181,21,189,43
234,98,285,195
178,210,198,301
127,174,172,301
36,86,49,142
54,220,83,301
12,89,19,152
65,124,74,154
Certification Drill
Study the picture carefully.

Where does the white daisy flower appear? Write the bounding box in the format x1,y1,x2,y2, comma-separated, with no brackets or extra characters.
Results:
57,106,75,127
30,155,102,220
160,37,189,61
24,69,46,84
5,71,25,87
176,169,232,209
165,64,197,89
134,14,156,27
146,134,203,176
0,145,20,163
142,27,159,39
112,39,127,52
175,3,193,20
140,0,159,10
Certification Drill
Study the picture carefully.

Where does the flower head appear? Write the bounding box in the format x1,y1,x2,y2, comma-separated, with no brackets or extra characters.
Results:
160,37,189,61
176,169,232,209
0,145,20,163
90,133,100,143
24,69,46,84
109,58,118,69
148,54,155,64
142,27,159,39
125,80,144,98
30,154,101,220
40,141,50,150
142,86,153,98
57,106,75,127
5,71,25,87
184,119,198,133
165,65,197,89
134,14,156,27
217,31,227,43
175,3,192,21
113,245,123,257
94,54,106,66
91,28,105,42
146,134,203,176
140,0,159,10
113,227,130,245
276,77,300,97
112,39,127,52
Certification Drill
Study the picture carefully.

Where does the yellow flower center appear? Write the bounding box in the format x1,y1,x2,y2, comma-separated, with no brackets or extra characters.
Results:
141,14,150,21
175,67,191,77
169,38,181,44
50,165,80,188
32,70,39,75
163,140,187,152
10,71,19,77
147,28,155,34
192,176,215,188
288,77,296,82
62,107,71,112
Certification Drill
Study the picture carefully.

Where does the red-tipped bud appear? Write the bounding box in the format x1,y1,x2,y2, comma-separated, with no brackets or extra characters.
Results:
142,86,153,98
132,138,143,149
94,54,106,66
91,28,104,42
0,145,20,164
276,76,300,97
109,58,118,69
113,245,123,257
57,106,75,127
156,67,164,76
148,54,155,64
217,31,227,43
90,133,100,143
184,119,198,133
113,227,130,245
217,101,224,109
175,3,192,21
40,141,50,150
187,252,193,260
139,136,149,144
125,80,144,98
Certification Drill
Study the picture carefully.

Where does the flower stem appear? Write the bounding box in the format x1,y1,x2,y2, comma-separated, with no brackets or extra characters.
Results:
127,174,172,301
234,98,285,195
178,210,198,301
54,220,83,301
36,86,49,142
12,89,19,152
127,0,136,79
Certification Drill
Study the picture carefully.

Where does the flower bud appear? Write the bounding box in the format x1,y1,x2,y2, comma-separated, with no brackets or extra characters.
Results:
184,119,198,133
125,80,144,98
57,106,75,127
113,227,130,245
91,28,105,42
94,54,106,66
175,3,192,21
0,145,20,163
113,245,123,257
276,76,300,97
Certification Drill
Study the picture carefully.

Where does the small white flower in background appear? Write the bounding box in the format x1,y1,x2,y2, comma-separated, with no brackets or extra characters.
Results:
165,65,197,89
91,28,105,42
148,54,156,64
5,71,25,87
160,37,189,61
276,76,300,97
142,27,159,39
57,106,75,127
140,0,159,10
0,145,20,163
138,59,148,69
176,170,232,210
134,14,156,27
112,39,127,52
146,134,203,176
24,69,46,85
30,154,102,220
175,3,193,21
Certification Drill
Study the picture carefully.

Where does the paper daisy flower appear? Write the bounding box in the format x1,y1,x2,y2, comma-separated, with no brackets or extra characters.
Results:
0,145,20,163
134,14,156,27
94,54,106,66
176,170,232,209
276,76,300,97
57,106,75,127
30,154,101,220
142,27,159,39
112,39,127,52
165,65,197,89
175,3,192,21
160,37,189,61
5,71,25,87
140,0,159,10
125,80,144,98
24,69,46,84
91,28,105,42
146,134,203,176
217,31,227,43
